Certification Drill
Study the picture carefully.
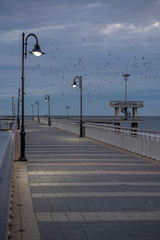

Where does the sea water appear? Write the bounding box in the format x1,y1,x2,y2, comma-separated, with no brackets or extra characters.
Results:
121,116,160,131
138,116,160,131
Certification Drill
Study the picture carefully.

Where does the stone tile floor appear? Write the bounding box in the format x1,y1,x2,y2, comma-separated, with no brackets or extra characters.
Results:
10,120,160,240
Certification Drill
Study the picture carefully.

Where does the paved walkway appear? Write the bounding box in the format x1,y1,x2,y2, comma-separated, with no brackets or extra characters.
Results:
10,120,160,240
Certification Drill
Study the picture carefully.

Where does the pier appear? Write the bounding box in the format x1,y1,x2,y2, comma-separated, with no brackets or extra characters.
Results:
110,73,144,128
1,2,160,240
9,119,160,240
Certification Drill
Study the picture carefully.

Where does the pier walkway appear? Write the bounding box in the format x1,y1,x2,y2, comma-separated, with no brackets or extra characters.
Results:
11,120,160,240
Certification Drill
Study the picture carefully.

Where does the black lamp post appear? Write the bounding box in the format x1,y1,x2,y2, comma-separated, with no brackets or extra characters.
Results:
45,95,51,126
71,76,83,137
19,32,45,161
35,101,40,122
17,88,20,129
66,105,70,120
11,96,14,118
30,104,34,120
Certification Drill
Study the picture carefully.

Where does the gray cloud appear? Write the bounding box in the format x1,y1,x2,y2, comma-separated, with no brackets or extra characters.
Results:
0,0,160,115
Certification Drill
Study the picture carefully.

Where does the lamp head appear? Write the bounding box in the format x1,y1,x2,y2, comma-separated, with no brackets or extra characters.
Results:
123,73,130,79
45,97,48,102
29,44,45,56
71,80,77,88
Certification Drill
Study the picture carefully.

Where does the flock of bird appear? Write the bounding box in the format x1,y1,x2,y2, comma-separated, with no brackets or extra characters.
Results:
10,41,159,105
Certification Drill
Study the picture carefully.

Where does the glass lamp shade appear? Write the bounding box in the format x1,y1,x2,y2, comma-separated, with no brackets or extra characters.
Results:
72,80,77,87
29,44,45,56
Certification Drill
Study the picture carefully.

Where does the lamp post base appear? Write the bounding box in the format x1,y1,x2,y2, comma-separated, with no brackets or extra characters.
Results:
48,118,51,126
18,157,27,161
19,128,27,161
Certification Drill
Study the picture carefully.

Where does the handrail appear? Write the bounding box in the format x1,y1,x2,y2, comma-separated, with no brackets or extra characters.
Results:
0,119,16,240
85,122,160,161
85,122,160,134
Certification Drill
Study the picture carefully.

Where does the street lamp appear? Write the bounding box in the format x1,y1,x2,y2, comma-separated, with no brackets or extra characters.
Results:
35,101,40,122
17,89,20,129
71,76,83,137
45,95,51,126
30,104,34,120
13,103,16,117
19,32,45,161
66,105,70,120
11,96,14,118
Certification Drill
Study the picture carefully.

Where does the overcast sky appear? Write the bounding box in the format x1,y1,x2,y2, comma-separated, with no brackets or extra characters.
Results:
0,0,160,116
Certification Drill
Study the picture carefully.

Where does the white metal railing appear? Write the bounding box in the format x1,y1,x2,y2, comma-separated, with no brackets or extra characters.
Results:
35,117,160,161
0,119,16,239
85,123,160,161
52,119,80,135
37,117,80,135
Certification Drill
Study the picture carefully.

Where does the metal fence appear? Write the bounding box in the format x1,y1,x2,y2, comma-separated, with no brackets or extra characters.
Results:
0,119,16,240
37,117,80,135
85,123,160,161
35,117,160,161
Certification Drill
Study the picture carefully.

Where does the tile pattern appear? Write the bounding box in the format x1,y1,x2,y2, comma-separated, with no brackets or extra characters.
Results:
12,120,160,240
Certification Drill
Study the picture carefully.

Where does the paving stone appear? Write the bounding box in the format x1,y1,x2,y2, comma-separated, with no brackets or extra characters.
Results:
11,120,160,240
